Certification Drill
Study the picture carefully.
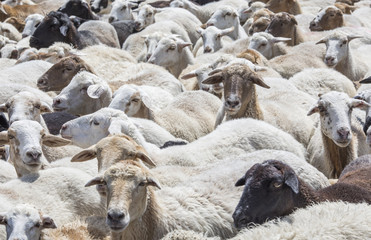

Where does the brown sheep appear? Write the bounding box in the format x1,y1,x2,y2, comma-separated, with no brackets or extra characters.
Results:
0,2,44,22
4,16,25,32
335,2,358,14
310,6,344,31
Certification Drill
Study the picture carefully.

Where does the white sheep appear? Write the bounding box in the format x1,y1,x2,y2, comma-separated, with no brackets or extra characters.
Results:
133,4,157,31
0,35,17,49
0,22,21,41
289,68,357,98
21,13,43,38
52,71,112,116
109,84,174,117
248,32,291,59
148,35,194,78
0,160,16,183
194,26,234,56
108,0,137,22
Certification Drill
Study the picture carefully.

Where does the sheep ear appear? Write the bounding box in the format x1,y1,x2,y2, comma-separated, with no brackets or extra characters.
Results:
128,2,138,9
59,25,68,37
0,131,9,145
271,37,291,43
284,171,299,194
0,103,7,112
360,76,371,84
202,72,223,85
42,134,71,147
353,93,366,101
71,145,97,162
0,4,7,16
316,38,327,45
85,176,105,187
219,26,234,37
87,84,106,99
307,105,319,116
41,215,57,229
349,99,371,110
136,151,156,167
200,23,207,29
40,102,52,113
0,213,6,225
243,7,252,13
108,119,124,135
290,15,298,25
196,28,204,35
181,71,197,80
235,176,246,187
177,41,192,51
146,176,161,189
250,73,270,89
347,35,362,42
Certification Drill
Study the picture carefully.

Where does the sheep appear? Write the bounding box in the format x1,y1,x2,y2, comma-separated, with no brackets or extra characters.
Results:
0,83,52,106
58,0,99,20
307,91,370,178
335,2,358,14
238,1,265,25
0,2,43,22
90,0,114,14
248,32,291,59
246,16,271,36
109,84,174,117
351,7,371,29
52,71,112,116
266,12,304,46
265,0,302,15
30,11,120,50
232,159,371,228
4,16,25,33
110,20,138,47
21,13,43,38
133,4,157,32
289,68,356,98
0,120,72,177
61,108,308,163
316,32,368,82
0,60,52,88
108,0,137,23
205,6,247,40
0,166,105,239
0,22,21,41
0,35,17,49
310,6,344,31
195,26,234,55
148,35,194,78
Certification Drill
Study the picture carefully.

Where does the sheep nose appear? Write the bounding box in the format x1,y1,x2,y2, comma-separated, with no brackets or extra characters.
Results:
53,98,61,106
61,124,68,131
107,209,125,222
226,98,240,108
108,17,115,23
201,85,210,91
325,56,335,64
26,150,42,161
337,127,350,140
134,21,141,29
204,46,212,53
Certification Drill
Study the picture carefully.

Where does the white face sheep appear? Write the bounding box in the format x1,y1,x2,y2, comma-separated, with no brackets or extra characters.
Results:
108,0,137,23
142,32,168,62
21,14,43,38
197,26,234,53
52,71,112,116
134,4,156,31
248,32,291,59
0,204,56,240
310,6,344,31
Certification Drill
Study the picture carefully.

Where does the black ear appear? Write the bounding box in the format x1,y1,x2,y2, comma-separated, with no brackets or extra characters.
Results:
284,170,299,194
235,177,246,187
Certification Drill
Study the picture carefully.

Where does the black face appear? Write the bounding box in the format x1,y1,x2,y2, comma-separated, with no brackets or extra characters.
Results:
59,0,95,20
232,160,299,229
0,112,9,132
91,0,109,13
30,11,72,49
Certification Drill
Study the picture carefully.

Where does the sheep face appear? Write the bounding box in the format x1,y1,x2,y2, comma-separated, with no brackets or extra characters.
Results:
60,108,130,148
307,92,369,147
0,204,56,240
52,71,112,115
266,12,297,39
58,0,97,20
233,160,299,228
198,26,234,53
143,32,165,62
248,17,271,36
147,37,192,68
0,91,52,125
37,56,89,92
109,85,148,117
22,14,43,38
30,11,73,49
206,7,239,31
91,0,109,13
134,5,156,31
354,89,371,145
310,6,343,31
85,161,161,232
182,65,216,92
248,32,290,59
109,0,137,23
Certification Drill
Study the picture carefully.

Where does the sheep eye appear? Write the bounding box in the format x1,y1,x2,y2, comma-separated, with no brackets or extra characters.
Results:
35,23,40,28
342,40,347,45
5,103,10,109
225,12,231,16
121,6,127,10
34,222,41,228
93,121,99,126
139,181,146,187
80,87,88,93
261,43,267,47
131,98,140,103
168,46,176,51
280,23,284,26
34,104,41,109
273,182,282,188
8,134,14,139
318,106,326,112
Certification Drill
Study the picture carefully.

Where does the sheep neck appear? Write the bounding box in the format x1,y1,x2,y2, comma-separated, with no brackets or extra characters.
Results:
115,188,173,240
168,48,194,78
335,47,357,81
184,2,203,21
322,132,356,178
227,86,264,120
293,178,321,208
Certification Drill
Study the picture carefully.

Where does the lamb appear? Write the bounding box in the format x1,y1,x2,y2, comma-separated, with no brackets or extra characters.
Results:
266,12,304,46
0,166,105,239
58,0,99,20
108,0,137,22
232,159,371,228
248,32,291,59
61,108,308,164
30,11,120,50
21,13,43,38
316,32,368,82
205,6,247,40
307,91,370,178
289,68,356,99
148,35,194,78
52,71,112,116
0,22,21,41
0,120,72,177
194,26,234,55
109,84,174,117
